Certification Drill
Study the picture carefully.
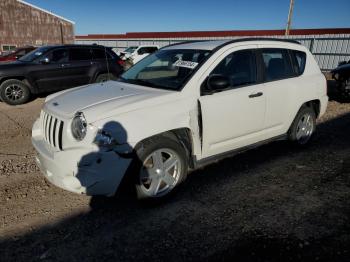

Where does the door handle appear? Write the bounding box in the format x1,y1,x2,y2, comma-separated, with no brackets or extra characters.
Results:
61,63,71,67
249,92,263,98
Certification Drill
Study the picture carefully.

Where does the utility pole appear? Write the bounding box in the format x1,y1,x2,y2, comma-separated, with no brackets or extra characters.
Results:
285,0,295,36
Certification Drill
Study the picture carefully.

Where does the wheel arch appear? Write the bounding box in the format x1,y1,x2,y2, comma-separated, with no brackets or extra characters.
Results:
134,127,196,169
304,99,321,118
0,76,36,93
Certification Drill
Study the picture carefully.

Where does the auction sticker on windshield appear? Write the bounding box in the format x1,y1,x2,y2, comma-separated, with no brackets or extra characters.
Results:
173,60,199,69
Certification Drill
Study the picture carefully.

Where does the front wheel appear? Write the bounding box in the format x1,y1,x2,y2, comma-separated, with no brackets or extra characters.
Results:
0,79,31,105
131,136,188,200
288,106,316,145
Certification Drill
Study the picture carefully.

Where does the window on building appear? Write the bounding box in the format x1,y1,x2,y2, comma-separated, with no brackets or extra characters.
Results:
2,45,17,52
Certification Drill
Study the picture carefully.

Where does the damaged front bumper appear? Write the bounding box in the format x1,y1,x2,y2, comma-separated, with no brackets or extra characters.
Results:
32,119,133,196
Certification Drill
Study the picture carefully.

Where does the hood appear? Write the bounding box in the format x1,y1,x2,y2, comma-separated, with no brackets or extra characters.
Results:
44,81,176,122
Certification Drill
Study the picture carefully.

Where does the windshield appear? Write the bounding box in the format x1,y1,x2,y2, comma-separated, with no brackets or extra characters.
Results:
119,49,211,91
19,46,50,62
124,46,138,53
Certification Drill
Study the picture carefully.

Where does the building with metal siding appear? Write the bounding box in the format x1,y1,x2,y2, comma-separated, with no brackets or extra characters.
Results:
76,28,350,71
0,0,74,53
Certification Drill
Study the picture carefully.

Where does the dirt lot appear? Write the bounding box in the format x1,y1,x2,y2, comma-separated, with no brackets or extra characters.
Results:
1,94,350,261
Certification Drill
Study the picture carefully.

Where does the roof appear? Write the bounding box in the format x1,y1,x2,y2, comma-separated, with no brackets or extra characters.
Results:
17,0,75,24
76,28,350,40
163,38,301,51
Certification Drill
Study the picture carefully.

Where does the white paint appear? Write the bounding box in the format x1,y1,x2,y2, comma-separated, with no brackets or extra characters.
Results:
32,39,328,197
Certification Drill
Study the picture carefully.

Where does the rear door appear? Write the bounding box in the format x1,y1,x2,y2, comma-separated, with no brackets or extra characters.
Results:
199,47,267,158
66,47,94,87
256,47,296,134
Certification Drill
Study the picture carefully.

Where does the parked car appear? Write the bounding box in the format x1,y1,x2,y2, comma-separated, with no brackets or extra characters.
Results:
0,45,124,105
119,45,159,64
32,39,328,200
0,46,36,63
331,60,350,99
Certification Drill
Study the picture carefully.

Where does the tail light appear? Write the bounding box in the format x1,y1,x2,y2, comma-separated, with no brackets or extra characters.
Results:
117,59,125,66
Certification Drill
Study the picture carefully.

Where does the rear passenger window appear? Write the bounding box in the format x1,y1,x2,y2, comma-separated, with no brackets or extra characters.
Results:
291,50,306,75
210,50,257,88
69,48,92,61
261,49,294,81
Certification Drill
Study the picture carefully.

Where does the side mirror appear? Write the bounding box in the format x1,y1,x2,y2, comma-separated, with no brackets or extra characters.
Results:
207,75,230,93
40,57,50,64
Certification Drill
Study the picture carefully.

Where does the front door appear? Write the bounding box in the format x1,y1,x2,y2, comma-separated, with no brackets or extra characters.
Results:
29,48,71,92
199,49,266,158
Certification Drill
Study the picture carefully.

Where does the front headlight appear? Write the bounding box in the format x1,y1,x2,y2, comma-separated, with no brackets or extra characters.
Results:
71,112,87,141
94,129,117,148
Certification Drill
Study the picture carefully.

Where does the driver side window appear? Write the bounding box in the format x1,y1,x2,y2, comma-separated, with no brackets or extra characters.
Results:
210,50,257,88
46,49,69,63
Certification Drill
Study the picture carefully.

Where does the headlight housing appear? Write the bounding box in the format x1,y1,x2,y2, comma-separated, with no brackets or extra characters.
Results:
71,112,87,141
94,129,117,148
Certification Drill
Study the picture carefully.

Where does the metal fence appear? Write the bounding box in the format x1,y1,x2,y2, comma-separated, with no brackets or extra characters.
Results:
76,35,350,71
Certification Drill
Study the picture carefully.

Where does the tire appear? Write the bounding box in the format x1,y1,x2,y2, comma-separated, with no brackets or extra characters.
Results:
130,136,188,200
95,73,115,83
288,106,316,146
0,79,30,105
338,77,350,100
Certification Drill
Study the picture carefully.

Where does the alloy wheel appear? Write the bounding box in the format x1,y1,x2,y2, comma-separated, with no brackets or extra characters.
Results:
296,113,314,144
4,84,24,101
139,148,182,197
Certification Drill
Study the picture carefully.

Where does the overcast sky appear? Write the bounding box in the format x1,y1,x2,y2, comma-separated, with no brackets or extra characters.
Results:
25,0,350,35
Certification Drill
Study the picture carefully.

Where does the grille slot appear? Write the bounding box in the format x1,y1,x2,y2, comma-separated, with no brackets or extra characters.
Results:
41,111,64,151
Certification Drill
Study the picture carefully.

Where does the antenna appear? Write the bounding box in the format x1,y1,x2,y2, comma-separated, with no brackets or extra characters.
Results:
104,45,111,82
285,0,295,36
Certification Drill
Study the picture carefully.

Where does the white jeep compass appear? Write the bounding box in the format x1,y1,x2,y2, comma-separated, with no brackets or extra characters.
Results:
32,39,328,199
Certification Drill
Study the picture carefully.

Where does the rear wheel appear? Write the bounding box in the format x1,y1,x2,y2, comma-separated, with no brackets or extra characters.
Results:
288,106,316,145
0,79,30,105
131,136,188,200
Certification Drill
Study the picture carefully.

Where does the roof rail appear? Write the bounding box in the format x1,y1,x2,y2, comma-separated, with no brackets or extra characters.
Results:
161,40,205,49
162,37,300,50
227,37,301,45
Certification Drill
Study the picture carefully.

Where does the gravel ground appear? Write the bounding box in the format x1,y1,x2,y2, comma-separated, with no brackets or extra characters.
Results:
0,91,350,262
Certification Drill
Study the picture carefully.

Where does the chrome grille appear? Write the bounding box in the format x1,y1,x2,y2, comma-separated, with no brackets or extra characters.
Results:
41,111,64,150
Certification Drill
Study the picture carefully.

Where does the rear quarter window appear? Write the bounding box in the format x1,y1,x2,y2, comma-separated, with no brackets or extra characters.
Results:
92,48,113,60
291,50,307,76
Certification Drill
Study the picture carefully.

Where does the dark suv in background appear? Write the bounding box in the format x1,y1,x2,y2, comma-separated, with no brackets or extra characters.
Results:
0,45,124,105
